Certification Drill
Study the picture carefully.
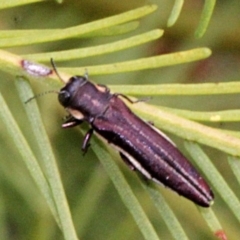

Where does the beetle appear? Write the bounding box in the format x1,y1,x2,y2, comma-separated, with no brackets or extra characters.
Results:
57,71,214,207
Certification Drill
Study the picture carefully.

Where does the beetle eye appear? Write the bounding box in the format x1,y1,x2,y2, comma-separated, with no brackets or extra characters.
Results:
58,90,71,107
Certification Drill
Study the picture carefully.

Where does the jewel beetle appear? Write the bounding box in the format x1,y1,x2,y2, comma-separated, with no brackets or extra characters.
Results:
56,67,214,207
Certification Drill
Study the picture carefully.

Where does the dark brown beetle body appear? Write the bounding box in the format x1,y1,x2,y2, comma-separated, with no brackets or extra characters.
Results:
58,75,214,207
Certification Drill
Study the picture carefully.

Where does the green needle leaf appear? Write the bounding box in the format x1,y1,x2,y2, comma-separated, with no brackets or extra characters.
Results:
167,0,184,27
195,0,216,38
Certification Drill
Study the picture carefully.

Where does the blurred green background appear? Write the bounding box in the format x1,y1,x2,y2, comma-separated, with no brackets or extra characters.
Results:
1,0,240,239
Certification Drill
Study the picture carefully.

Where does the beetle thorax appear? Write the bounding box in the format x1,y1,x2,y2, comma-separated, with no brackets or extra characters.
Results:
58,76,112,122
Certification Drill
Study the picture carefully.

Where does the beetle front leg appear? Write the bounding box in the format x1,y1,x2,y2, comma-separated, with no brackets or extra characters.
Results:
82,128,94,154
62,116,83,128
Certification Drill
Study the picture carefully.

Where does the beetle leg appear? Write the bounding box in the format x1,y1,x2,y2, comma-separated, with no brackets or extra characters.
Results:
62,116,83,128
82,128,94,154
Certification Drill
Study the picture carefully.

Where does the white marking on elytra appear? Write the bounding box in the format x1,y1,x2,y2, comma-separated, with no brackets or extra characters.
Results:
95,133,152,180
146,121,176,147
94,131,209,199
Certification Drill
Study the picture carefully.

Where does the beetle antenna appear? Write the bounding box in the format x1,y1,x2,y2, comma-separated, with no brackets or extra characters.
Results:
50,58,65,83
84,68,89,80
25,90,59,104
